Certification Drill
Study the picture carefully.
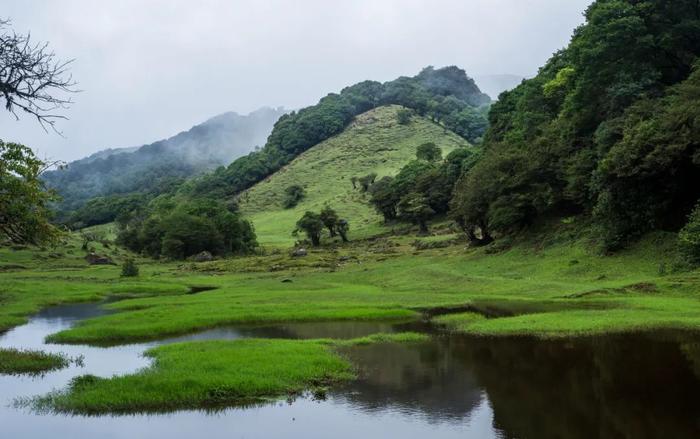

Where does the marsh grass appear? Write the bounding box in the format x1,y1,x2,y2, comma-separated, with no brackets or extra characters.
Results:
0,348,71,376
35,333,429,415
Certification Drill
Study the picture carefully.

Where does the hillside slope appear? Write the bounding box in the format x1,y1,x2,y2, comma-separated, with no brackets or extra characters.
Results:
239,105,472,246
43,107,286,213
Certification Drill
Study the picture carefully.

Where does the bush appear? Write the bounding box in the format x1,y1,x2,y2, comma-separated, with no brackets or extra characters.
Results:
121,258,139,277
283,185,305,209
679,202,700,266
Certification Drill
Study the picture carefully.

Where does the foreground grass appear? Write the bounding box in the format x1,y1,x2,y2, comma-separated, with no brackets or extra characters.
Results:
0,348,70,376
36,334,427,414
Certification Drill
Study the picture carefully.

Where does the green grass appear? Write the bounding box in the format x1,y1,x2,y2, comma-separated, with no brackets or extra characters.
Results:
433,312,486,330
239,105,471,247
0,348,70,375
30,226,698,344
36,333,428,414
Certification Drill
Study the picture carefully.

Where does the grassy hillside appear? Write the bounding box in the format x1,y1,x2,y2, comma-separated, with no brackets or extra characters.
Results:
239,105,472,247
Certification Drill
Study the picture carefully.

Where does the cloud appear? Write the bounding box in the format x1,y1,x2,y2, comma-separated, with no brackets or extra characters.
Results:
1,0,591,161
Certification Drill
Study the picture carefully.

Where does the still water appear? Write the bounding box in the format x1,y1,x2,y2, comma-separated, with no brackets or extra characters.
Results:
1,301,700,438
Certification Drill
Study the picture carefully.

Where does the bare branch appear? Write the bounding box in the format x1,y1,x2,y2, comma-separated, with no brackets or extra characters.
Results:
0,18,77,132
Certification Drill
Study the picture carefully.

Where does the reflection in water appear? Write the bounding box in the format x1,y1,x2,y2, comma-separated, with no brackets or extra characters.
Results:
1,302,700,438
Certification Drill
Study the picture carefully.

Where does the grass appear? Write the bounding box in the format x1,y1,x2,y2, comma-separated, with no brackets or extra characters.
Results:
35,333,428,414
433,311,486,330
2,216,700,345
0,348,71,376
239,105,471,247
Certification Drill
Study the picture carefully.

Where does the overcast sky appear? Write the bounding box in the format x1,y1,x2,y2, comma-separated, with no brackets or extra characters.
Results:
2,0,592,162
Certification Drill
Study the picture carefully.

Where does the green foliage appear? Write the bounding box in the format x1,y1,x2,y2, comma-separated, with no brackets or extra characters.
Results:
369,176,400,222
117,198,256,259
0,140,60,245
678,203,700,266
451,0,700,249
416,142,442,162
70,193,147,229
396,108,412,125
319,206,339,237
294,211,324,246
121,258,139,277
283,184,305,209
397,192,435,233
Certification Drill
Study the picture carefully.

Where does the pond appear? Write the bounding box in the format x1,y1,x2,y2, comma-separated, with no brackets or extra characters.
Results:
1,301,700,438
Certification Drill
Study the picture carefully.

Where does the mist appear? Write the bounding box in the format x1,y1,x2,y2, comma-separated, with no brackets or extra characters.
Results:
1,0,592,162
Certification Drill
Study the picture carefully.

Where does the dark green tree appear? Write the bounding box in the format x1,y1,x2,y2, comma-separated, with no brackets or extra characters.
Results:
679,202,700,266
397,108,412,125
398,192,435,234
337,219,350,242
294,211,324,246
319,206,339,237
283,184,305,209
369,176,400,221
416,142,442,162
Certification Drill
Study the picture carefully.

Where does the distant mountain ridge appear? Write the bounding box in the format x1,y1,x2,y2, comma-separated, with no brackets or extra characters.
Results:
43,107,287,212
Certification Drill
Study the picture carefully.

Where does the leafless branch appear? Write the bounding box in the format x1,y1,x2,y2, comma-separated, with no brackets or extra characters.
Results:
0,18,77,133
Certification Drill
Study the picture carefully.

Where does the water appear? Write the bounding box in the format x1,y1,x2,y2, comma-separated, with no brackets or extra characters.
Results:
2,302,700,438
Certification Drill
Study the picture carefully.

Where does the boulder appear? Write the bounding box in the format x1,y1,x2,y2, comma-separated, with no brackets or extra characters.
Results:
84,253,115,265
193,251,214,262
291,248,308,257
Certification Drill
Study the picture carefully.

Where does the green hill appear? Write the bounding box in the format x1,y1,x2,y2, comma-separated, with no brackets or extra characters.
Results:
239,105,472,246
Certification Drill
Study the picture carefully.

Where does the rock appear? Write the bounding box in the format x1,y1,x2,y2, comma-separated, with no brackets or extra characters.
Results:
281,278,293,283
193,251,213,262
291,248,308,257
84,253,115,265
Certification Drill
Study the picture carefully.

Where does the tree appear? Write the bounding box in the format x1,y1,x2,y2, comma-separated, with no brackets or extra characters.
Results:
283,184,305,208
121,258,139,277
0,19,76,130
0,140,60,245
369,176,400,221
398,192,435,234
337,219,350,242
397,108,412,125
416,142,442,162
319,205,339,237
679,202,700,266
293,211,324,246
350,176,358,189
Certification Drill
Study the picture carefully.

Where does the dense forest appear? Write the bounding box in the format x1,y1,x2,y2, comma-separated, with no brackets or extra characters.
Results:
448,0,700,250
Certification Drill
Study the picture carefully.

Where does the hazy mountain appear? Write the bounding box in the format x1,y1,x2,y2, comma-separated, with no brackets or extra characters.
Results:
43,107,287,212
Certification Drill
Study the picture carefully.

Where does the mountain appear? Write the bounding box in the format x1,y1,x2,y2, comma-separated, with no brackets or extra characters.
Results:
188,66,490,201
473,74,526,100
43,107,286,213
239,105,473,246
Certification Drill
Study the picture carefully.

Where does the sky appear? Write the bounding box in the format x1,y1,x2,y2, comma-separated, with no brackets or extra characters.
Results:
1,0,592,162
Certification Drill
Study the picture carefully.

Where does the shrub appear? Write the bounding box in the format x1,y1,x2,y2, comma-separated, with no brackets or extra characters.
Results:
678,202,700,266
121,258,139,277
283,185,305,209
